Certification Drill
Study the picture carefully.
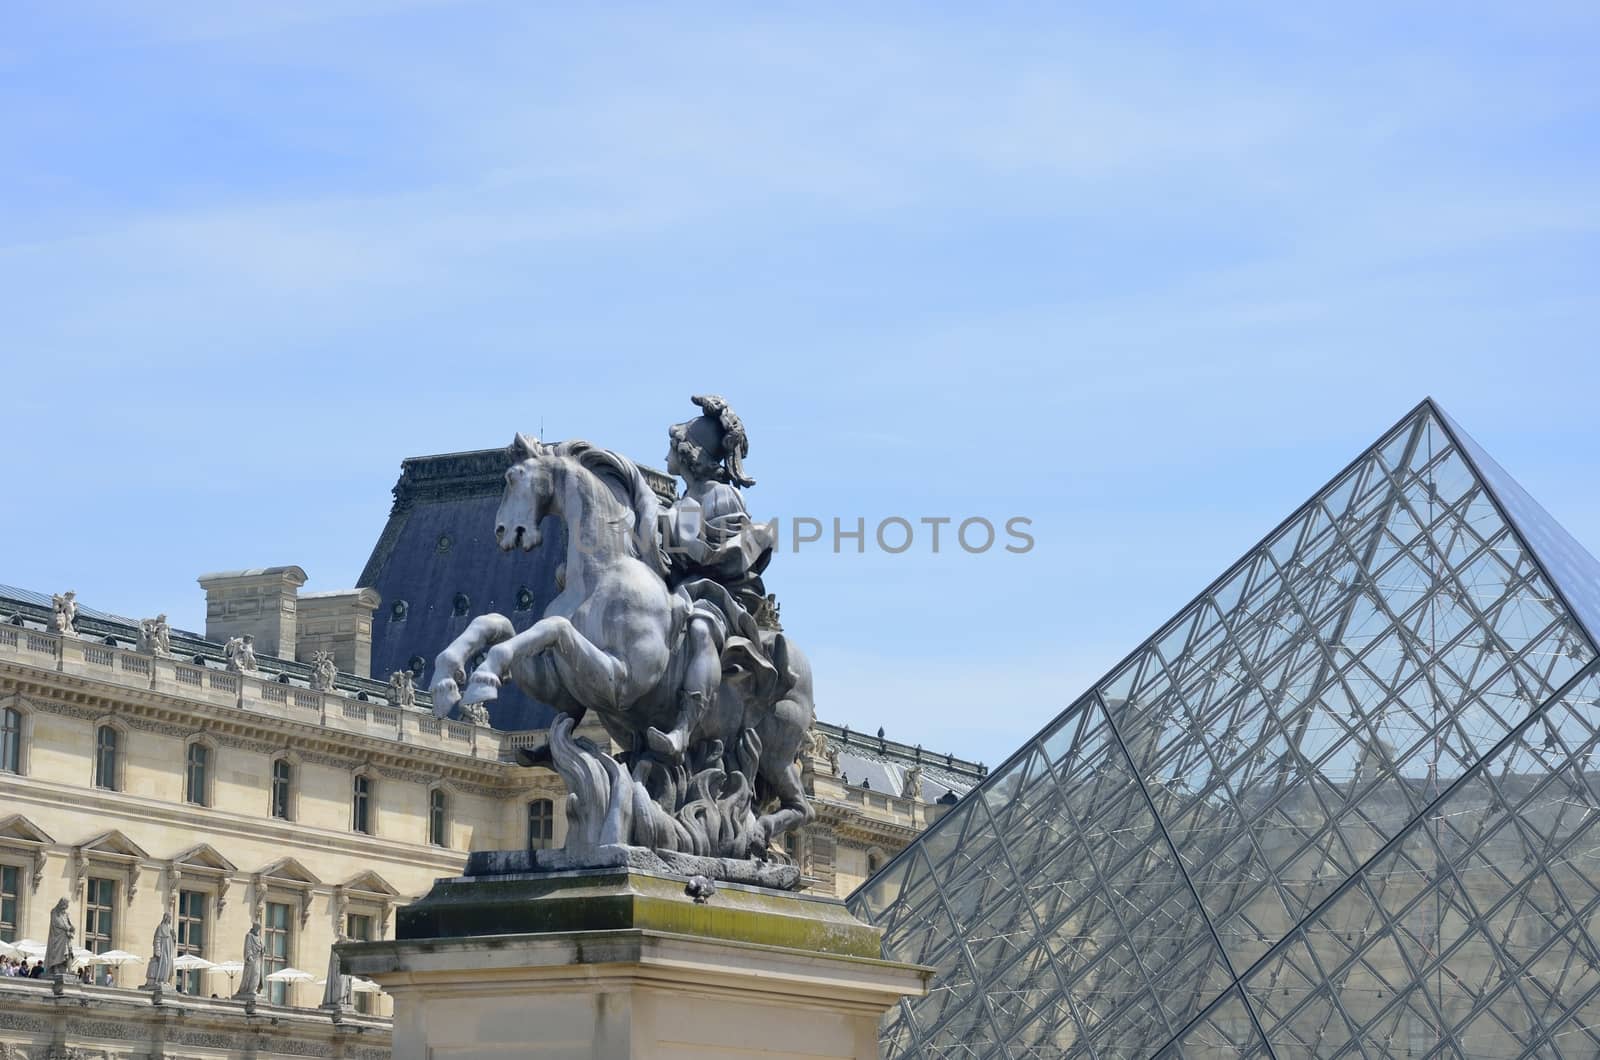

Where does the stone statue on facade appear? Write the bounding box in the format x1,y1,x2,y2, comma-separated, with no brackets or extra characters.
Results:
51,592,77,636
143,911,176,989
224,634,258,674
802,725,836,773
320,933,352,1010
137,614,172,657
234,922,264,999
387,670,416,708
901,764,924,801
309,651,337,692
432,396,815,886
45,897,74,975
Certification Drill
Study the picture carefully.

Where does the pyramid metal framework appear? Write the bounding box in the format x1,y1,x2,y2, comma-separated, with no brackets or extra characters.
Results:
848,400,1600,1059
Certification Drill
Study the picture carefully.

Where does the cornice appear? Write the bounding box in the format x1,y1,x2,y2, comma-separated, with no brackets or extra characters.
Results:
0,774,467,878
0,661,516,791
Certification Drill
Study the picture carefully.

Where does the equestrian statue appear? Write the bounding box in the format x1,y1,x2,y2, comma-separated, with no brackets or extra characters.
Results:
431,396,815,884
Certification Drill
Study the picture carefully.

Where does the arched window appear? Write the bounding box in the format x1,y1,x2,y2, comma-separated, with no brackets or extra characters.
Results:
0,707,20,774
352,774,373,834
184,742,210,806
428,789,448,847
271,759,293,820
94,726,120,791
527,799,554,851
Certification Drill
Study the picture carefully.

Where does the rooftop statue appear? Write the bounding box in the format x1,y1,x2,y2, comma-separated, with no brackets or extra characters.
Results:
51,591,77,636
309,651,337,692
224,634,258,673
387,669,416,708
137,614,172,657
433,396,815,886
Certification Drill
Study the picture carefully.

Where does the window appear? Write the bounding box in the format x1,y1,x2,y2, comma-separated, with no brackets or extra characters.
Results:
352,775,372,834
0,865,17,943
429,789,448,847
177,890,207,994
271,759,292,820
346,913,373,1014
528,799,554,850
264,901,292,1005
94,726,119,790
866,850,883,875
85,877,116,984
1,707,20,774
184,743,209,806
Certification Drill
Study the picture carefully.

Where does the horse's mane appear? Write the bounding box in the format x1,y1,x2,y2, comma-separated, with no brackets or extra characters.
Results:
549,441,669,579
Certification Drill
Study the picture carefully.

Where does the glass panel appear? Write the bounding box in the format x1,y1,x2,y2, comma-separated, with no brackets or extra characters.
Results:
1,708,19,773
186,744,208,806
529,799,554,849
352,776,370,834
1244,668,1600,1058
272,759,292,819
265,901,292,1005
0,864,17,942
177,889,206,994
95,726,118,790
84,877,115,984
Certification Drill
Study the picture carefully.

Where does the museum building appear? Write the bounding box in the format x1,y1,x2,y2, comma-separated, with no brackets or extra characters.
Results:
0,443,980,1060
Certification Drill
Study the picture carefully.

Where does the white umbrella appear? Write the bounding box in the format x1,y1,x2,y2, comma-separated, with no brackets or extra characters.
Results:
90,949,144,966
173,953,215,971
70,946,97,970
349,976,384,994
0,939,22,959
265,967,314,983
208,959,243,988
13,939,45,958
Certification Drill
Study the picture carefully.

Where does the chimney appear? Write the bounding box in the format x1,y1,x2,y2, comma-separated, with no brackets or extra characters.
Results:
295,588,383,679
197,567,309,659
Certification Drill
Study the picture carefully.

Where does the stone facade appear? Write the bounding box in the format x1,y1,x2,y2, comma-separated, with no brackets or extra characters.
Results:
0,582,980,1057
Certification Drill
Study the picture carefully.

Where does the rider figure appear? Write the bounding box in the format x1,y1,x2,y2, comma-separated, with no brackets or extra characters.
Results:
645,396,780,759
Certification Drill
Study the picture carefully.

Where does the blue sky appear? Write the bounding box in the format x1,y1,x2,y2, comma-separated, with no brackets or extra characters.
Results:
4,2,1598,766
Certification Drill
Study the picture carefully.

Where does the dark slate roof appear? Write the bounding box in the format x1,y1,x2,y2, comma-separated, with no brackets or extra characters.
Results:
356,445,676,730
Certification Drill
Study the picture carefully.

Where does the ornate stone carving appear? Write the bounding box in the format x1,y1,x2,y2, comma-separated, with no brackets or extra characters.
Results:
135,615,171,657
309,652,337,693
32,701,100,722
386,670,415,708
901,764,924,801
51,591,77,636
430,397,815,885
123,717,190,739
223,635,258,674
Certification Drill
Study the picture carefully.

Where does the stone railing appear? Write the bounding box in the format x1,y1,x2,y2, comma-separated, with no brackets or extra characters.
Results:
0,976,390,1058
1,628,504,763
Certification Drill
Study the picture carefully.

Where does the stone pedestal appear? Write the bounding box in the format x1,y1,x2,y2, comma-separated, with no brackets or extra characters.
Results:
340,869,929,1060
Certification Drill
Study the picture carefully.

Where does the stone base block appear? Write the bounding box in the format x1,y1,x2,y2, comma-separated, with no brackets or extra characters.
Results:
342,868,928,1060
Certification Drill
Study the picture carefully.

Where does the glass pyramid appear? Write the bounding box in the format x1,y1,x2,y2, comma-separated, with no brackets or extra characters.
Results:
849,399,1600,1059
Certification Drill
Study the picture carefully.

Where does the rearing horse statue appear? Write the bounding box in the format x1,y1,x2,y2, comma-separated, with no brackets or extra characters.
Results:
430,433,814,856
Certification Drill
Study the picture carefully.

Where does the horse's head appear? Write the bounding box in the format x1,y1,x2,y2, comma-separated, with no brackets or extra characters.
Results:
497,432,555,552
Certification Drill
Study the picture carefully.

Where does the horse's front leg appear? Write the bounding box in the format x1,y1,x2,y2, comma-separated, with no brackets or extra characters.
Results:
462,617,627,711
431,614,516,718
